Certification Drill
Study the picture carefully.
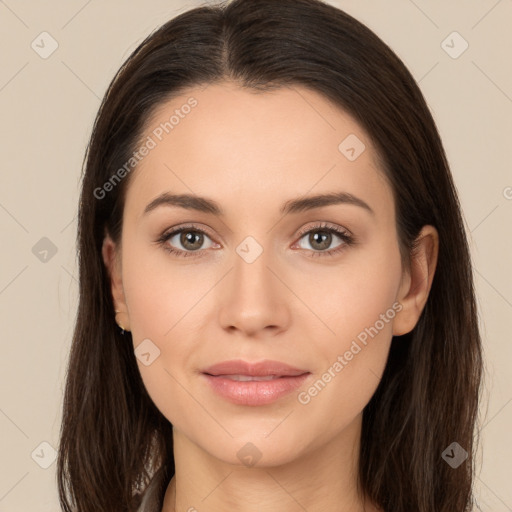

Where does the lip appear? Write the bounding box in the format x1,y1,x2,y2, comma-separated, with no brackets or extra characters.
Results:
201,359,311,406
202,359,308,377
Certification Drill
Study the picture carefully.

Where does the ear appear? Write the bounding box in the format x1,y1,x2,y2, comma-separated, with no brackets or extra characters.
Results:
102,232,131,332
392,225,439,336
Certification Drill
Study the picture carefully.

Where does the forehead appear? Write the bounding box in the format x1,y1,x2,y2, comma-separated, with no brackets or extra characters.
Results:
125,81,393,222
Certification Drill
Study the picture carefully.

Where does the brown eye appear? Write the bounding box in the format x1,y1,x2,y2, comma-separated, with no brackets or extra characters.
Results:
292,222,355,258
304,230,336,251
158,225,217,257
178,231,205,251
296,227,350,253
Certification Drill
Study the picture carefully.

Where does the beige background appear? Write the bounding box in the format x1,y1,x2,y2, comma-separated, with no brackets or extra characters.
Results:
0,0,511,510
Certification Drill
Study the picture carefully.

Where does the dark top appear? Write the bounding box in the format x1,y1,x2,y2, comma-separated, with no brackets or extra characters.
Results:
136,467,167,512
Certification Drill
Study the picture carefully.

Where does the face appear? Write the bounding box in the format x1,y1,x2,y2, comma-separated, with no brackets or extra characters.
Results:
104,81,416,467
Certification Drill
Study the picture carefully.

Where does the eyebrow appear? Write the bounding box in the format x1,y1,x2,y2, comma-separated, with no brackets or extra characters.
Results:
143,191,375,217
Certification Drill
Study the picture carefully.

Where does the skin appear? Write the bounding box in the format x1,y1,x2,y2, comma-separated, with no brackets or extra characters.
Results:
102,81,438,512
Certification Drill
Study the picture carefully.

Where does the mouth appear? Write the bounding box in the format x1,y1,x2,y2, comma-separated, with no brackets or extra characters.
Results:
212,374,286,381
201,359,311,406
202,359,308,377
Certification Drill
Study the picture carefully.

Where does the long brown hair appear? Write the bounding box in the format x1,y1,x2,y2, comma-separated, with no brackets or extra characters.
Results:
57,0,484,510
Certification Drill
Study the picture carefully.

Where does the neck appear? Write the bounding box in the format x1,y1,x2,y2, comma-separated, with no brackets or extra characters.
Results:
162,414,380,512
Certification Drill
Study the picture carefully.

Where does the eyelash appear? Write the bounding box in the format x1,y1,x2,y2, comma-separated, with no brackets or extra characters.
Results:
156,222,355,259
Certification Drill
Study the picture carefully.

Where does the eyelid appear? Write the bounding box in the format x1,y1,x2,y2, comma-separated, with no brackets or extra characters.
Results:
294,221,352,239
159,222,217,241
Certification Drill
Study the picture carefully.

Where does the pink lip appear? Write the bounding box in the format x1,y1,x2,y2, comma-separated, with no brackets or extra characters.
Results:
202,359,308,377
201,359,311,406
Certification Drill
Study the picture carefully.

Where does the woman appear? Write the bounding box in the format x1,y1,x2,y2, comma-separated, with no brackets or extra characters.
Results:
57,0,483,511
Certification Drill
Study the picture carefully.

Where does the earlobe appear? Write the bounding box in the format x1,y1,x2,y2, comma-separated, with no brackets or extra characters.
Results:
392,225,439,336
101,234,131,332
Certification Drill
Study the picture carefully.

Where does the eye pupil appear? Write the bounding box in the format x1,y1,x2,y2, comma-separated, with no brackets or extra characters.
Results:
310,231,331,250
181,231,203,250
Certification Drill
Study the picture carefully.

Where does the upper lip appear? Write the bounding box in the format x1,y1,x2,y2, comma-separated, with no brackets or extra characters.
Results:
202,359,309,377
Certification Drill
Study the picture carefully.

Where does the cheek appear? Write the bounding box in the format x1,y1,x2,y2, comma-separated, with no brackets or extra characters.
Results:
120,241,217,427
122,264,200,430
296,234,402,352
121,234,205,340
292,238,402,421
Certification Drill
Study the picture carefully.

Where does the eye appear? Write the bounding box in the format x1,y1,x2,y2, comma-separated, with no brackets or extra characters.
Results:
157,224,218,258
294,222,354,257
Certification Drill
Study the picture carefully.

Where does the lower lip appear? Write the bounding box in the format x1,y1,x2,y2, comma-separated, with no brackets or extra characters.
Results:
202,373,311,406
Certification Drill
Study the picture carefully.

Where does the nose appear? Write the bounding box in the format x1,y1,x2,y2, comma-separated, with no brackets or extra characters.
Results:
217,242,291,338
